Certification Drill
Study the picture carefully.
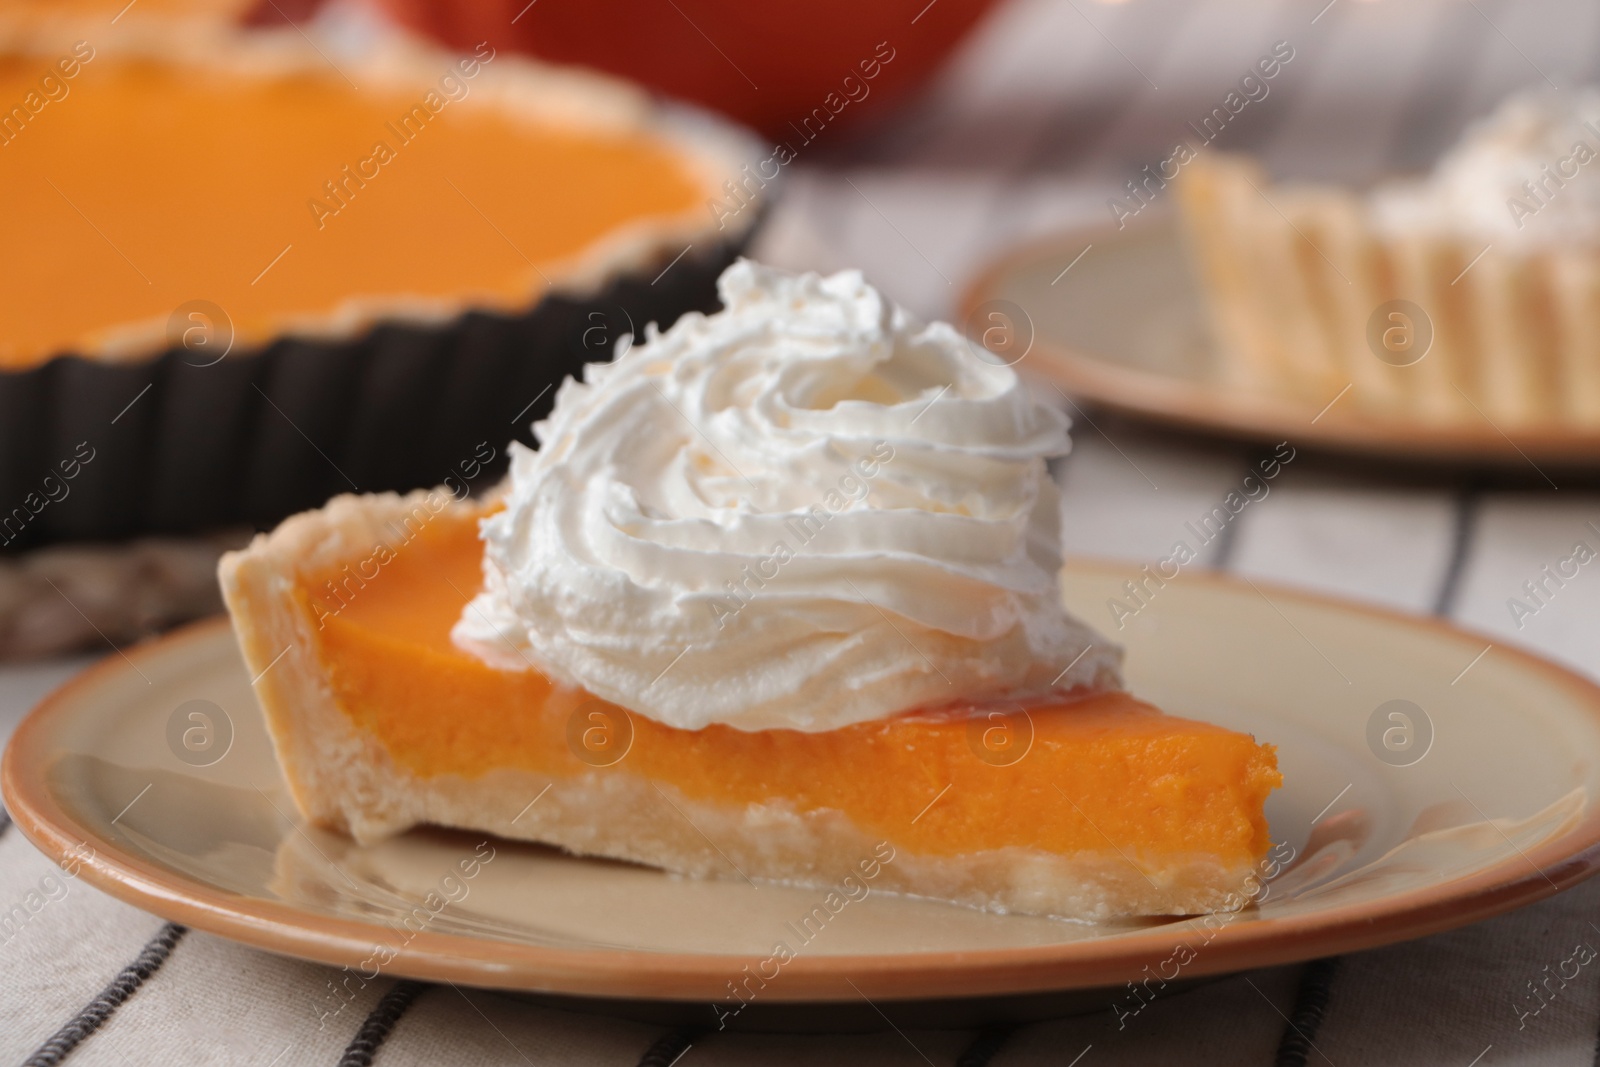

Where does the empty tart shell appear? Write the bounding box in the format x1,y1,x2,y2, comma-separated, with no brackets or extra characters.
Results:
1177,153,1600,428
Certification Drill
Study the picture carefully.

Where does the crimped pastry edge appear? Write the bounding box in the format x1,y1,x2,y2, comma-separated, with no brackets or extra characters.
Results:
1177,153,1600,427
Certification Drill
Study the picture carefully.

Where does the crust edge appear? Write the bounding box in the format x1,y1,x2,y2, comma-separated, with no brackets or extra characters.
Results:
219,488,494,838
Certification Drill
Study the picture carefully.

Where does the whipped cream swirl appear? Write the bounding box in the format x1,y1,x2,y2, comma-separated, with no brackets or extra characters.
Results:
1373,87,1600,244
454,261,1121,732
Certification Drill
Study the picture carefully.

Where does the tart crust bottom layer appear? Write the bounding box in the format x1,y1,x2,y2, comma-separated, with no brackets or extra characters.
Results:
220,490,1280,921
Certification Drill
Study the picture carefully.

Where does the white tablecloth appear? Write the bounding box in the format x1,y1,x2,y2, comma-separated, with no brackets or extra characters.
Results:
8,0,1600,1063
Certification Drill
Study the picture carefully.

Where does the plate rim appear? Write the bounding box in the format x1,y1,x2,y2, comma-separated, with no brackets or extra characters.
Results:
960,218,1600,466
7,567,1600,1003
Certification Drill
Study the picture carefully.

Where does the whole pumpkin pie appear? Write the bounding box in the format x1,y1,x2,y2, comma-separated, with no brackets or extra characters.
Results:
0,20,758,545
222,262,1280,921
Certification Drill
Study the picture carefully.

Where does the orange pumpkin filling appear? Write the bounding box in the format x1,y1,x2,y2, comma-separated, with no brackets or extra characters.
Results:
0,48,705,367
299,506,1280,865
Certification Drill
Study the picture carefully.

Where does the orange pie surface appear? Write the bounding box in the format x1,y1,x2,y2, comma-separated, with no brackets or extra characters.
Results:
0,0,249,19
0,48,705,367
300,506,1281,867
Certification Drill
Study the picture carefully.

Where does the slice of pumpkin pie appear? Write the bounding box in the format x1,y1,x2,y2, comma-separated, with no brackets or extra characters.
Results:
221,262,1280,921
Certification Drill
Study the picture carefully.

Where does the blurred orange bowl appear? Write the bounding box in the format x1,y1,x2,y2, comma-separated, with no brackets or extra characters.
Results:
365,0,1004,138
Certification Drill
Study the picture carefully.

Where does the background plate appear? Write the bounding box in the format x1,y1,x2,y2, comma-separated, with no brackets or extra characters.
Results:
6,563,1600,1030
962,218,1600,466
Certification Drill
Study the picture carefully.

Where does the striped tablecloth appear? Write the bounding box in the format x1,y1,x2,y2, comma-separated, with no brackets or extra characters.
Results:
8,0,1600,1062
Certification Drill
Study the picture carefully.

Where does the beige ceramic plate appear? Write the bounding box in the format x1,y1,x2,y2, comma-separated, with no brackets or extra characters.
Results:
962,217,1600,465
6,562,1600,1028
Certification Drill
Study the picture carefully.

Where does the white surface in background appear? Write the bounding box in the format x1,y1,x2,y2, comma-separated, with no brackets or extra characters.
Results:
0,654,96,748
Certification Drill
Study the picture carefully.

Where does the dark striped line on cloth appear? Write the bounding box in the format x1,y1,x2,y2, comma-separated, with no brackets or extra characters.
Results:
954,1024,1018,1067
1269,483,1479,1063
1207,492,1244,573
22,921,187,1067
635,1026,702,1067
1273,957,1342,1067
1430,485,1481,619
0,803,12,840
337,979,428,1067
1205,452,1256,573
1210,444,1283,573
